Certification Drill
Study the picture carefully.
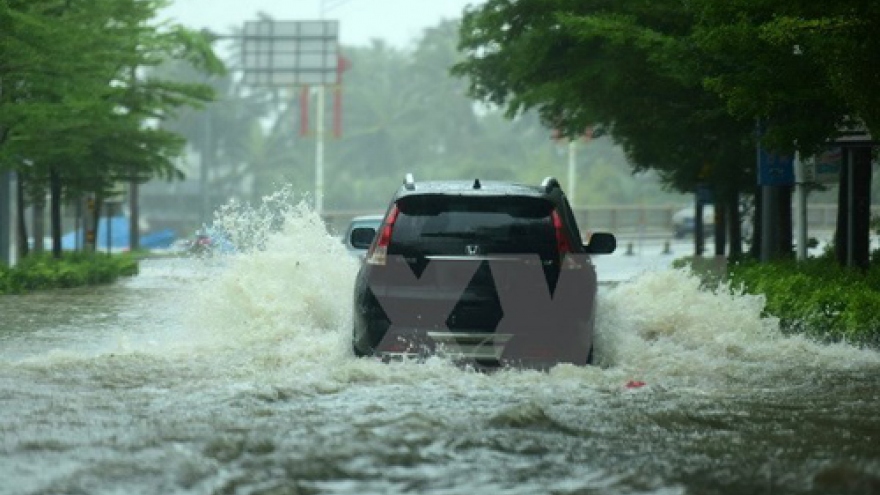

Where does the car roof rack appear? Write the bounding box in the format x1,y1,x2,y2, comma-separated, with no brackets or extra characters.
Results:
541,176,560,193
403,173,415,190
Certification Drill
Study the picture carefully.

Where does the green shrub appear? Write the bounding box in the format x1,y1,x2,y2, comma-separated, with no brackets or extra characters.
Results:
0,266,10,293
0,253,139,295
725,258,880,345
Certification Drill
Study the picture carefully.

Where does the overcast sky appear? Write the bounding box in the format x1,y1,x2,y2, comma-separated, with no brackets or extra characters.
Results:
161,0,484,49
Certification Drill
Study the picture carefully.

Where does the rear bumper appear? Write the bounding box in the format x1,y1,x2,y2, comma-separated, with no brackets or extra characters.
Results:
353,312,593,368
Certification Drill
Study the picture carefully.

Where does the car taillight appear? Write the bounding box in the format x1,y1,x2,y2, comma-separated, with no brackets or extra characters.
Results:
366,205,399,266
551,210,572,254
552,210,583,269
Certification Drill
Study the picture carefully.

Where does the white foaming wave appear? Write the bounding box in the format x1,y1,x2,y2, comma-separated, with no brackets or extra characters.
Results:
593,269,880,387
181,200,357,356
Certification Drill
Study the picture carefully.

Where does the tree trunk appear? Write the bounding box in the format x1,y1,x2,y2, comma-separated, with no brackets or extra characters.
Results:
50,167,63,259
16,172,29,258
32,201,45,254
759,185,793,261
776,185,793,259
129,180,139,251
714,197,727,256
83,193,96,253
834,146,872,270
95,193,104,254
728,189,743,259
853,147,874,270
835,157,850,267
694,200,705,256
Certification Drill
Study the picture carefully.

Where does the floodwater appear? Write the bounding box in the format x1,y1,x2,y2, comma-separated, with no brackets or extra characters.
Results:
1,201,878,495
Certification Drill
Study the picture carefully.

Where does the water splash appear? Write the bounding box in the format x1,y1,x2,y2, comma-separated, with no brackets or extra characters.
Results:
9,189,879,393
179,192,359,372
138,189,880,392
595,269,880,388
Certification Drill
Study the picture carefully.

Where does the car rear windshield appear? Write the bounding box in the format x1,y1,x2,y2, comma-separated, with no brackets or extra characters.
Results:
389,195,557,257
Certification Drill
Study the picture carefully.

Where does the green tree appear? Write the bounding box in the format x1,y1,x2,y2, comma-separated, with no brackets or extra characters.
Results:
688,0,877,268
452,0,757,257
153,58,299,218
0,0,222,256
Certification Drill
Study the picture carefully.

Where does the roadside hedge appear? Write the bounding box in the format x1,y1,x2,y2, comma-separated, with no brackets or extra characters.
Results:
723,256,880,345
0,253,139,294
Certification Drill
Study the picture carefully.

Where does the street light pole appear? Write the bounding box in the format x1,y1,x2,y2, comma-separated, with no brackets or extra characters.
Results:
315,86,326,215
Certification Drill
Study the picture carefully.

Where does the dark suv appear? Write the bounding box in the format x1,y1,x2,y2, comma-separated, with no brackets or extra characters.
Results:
352,175,616,369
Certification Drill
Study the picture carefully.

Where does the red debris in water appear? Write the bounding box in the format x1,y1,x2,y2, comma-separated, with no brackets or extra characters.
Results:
625,380,647,389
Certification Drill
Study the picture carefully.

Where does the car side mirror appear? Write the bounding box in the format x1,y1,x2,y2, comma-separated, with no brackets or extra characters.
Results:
584,232,616,254
350,227,377,250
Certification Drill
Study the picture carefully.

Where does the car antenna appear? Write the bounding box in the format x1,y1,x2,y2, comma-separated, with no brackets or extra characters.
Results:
473,178,481,189
404,173,415,190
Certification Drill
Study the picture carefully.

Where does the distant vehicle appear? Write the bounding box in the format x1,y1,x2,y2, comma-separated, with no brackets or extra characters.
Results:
671,203,753,239
672,204,715,239
352,174,616,370
343,214,383,259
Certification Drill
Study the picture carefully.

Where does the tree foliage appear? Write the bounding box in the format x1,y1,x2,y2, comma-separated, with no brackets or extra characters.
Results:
452,0,756,256
688,0,880,150
0,0,223,256
452,0,879,262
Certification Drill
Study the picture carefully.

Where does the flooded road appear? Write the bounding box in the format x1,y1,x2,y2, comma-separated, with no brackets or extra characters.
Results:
1,205,879,495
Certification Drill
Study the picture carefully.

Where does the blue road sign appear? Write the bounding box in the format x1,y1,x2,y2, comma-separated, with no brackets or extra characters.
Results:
696,184,714,204
758,149,794,186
